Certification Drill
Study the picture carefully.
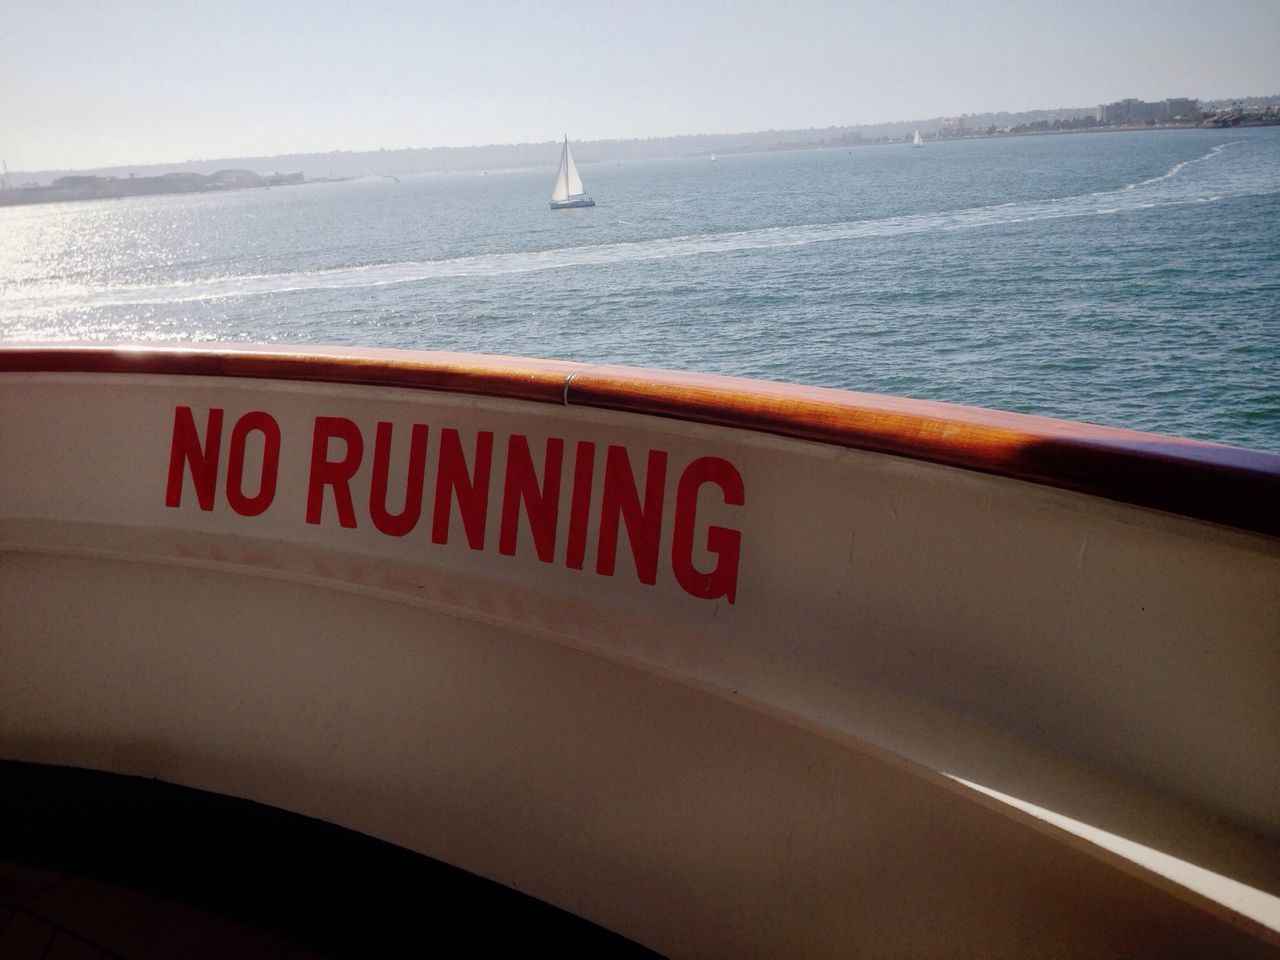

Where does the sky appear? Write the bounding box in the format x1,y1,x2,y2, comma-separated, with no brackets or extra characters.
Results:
2,0,1278,172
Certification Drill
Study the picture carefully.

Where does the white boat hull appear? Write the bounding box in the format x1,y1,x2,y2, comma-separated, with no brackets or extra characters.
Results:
1,345,1277,956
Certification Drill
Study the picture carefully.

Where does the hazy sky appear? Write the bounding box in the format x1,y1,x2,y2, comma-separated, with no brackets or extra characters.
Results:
3,0,1278,171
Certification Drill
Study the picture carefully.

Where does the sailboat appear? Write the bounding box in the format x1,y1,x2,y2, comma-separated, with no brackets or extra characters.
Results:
912,129,924,148
549,136,595,209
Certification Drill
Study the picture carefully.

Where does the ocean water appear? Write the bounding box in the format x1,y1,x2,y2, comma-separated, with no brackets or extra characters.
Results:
2,128,1278,452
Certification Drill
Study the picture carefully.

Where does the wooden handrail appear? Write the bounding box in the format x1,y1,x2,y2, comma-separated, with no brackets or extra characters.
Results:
2,343,1277,536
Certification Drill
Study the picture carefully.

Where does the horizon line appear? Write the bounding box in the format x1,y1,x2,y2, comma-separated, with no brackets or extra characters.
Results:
9,92,1276,177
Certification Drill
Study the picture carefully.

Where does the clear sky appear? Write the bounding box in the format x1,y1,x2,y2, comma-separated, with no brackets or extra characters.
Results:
3,0,1278,172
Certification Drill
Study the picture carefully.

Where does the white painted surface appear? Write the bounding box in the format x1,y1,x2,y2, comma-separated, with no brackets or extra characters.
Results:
2,371,1278,955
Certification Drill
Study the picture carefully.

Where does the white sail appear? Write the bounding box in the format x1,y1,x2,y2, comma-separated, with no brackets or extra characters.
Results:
564,141,585,196
551,140,572,202
913,129,923,147
551,137,586,202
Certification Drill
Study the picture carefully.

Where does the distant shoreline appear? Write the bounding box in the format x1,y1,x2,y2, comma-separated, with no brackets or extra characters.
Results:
759,118,1280,156
0,170,355,209
721,115,1278,160
3,109,1276,206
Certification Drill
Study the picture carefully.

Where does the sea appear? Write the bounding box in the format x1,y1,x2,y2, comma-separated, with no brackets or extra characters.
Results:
2,128,1278,452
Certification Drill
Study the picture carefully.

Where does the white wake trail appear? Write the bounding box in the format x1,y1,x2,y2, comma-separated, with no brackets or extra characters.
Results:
1124,140,1244,190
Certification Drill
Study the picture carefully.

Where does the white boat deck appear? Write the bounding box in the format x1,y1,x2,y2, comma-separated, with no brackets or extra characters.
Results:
2,345,1277,957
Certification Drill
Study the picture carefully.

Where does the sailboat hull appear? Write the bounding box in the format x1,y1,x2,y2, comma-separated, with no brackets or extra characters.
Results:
550,197,595,209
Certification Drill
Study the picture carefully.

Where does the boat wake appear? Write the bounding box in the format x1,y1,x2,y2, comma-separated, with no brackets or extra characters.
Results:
4,140,1272,317
1123,140,1244,190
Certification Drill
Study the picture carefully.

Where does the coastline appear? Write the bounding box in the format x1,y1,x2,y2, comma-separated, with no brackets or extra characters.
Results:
0,170,353,210
5,123,1275,210
717,118,1280,159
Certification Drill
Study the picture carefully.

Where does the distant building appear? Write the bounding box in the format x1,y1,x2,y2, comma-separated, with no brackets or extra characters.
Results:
1097,99,1151,123
1096,98,1199,124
